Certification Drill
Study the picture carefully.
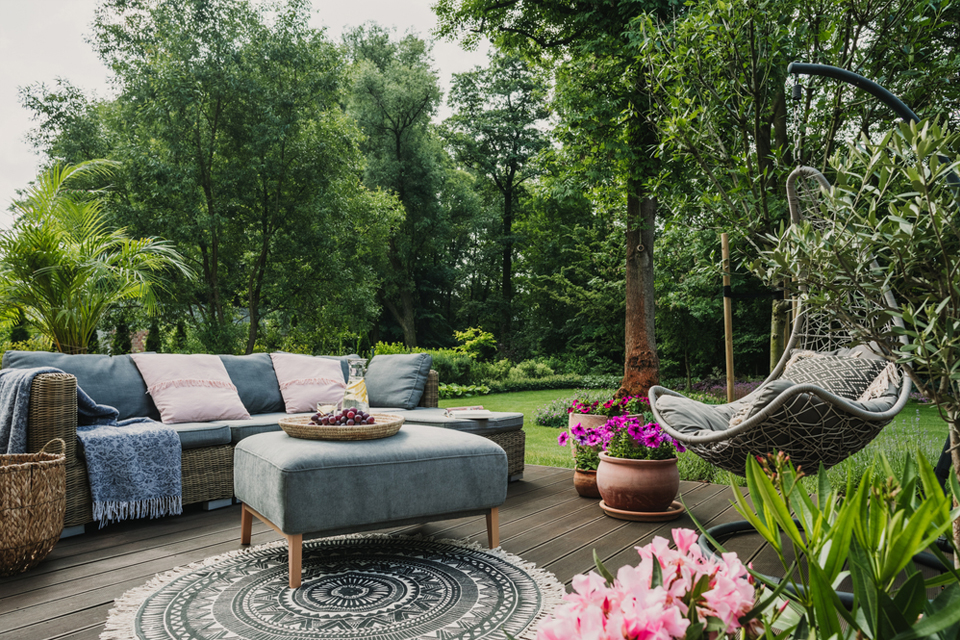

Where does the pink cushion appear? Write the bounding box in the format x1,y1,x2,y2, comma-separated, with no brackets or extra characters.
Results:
270,352,347,413
130,354,251,424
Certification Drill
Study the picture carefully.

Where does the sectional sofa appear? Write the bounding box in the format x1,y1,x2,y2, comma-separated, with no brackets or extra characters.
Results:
2,351,524,533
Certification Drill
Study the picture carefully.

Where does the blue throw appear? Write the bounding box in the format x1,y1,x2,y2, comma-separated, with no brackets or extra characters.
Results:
0,366,182,527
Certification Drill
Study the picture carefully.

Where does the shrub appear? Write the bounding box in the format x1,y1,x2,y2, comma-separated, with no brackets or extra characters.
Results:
438,383,491,399
485,374,589,394
534,390,615,427
475,358,513,381
577,374,622,389
453,327,497,361
429,352,477,385
507,359,555,380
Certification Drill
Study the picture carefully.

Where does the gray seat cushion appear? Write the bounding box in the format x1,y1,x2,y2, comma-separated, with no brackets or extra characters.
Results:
234,425,507,535
2,351,159,421
170,422,232,449
220,412,311,444
392,407,523,436
366,353,432,410
655,395,741,434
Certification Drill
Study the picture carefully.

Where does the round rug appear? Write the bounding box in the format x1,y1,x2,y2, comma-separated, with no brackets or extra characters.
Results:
102,534,565,640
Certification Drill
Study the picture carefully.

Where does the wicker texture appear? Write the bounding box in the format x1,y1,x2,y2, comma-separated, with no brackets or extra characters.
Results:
182,445,234,505
279,414,404,441
419,370,440,407
651,167,911,475
482,430,525,479
1,439,66,575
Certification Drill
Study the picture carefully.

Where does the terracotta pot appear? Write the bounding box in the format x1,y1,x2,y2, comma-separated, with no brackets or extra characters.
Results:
573,468,601,499
567,413,608,430
596,453,679,513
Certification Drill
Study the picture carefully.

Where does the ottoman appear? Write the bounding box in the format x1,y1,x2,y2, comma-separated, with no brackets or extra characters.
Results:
234,425,509,588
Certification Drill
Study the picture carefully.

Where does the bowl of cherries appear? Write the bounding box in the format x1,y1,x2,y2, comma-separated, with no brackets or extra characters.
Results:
279,410,404,441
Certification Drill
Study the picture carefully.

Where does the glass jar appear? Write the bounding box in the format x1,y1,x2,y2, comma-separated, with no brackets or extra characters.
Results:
341,358,369,412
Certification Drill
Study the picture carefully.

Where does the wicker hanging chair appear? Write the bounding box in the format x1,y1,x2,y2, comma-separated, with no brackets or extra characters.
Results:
649,166,912,475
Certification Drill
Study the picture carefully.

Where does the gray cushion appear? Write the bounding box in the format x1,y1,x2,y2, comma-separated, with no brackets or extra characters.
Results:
366,353,432,410
2,351,159,421
170,422,232,450
655,395,740,434
727,379,797,427
234,424,507,535
219,353,284,415
783,354,888,400
219,412,307,444
391,407,523,436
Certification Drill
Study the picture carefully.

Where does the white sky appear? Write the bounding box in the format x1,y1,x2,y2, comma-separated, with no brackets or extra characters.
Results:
0,0,488,229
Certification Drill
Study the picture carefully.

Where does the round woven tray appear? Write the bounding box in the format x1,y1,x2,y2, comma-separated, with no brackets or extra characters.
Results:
279,413,404,441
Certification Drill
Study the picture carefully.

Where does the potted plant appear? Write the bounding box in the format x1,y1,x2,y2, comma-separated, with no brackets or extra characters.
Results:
558,423,605,498
596,416,686,519
566,394,651,432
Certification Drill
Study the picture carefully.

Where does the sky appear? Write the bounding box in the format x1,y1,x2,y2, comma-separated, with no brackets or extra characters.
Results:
0,0,489,230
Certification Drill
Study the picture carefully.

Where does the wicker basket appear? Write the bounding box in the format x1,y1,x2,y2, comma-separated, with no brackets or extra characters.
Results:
1,438,66,576
279,414,404,441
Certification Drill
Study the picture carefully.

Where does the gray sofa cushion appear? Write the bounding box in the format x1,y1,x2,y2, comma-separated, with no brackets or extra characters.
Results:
366,353,432,410
392,407,523,436
219,353,284,415
233,425,507,535
219,412,309,444
783,354,888,400
728,379,797,426
2,351,159,421
170,422,232,450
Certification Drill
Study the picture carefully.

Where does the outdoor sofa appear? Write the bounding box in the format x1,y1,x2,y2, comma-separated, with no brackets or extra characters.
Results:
1,351,525,533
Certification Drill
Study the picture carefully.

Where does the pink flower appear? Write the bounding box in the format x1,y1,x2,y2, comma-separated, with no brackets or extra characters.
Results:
672,528,698,554
558,431,570,446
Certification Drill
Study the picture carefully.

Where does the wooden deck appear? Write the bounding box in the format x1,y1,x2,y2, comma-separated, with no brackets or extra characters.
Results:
0,465,776,640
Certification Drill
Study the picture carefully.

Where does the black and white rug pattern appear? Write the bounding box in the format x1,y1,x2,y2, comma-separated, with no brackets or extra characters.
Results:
102,534,565,640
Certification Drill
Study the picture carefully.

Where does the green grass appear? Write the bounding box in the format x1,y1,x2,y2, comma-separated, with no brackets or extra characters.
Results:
442,390,950,488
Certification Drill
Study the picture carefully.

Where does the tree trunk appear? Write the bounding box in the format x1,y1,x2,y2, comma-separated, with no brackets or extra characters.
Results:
770,298,790,373
500,184,514,349
382,293,418,348
619,179,659,399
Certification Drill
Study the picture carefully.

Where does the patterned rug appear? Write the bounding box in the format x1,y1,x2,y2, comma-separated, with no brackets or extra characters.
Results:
102,534,565,640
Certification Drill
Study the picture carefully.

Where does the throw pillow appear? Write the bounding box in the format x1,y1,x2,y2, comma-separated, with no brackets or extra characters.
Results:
783,354,889,400
654,395,739,434
270,352,347,413
365,353,433,410
129,353,251,424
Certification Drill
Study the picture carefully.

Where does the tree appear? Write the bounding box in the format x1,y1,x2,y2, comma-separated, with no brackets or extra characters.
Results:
635,0,958,369
443,52,550,350
0,161,193,354
50,0,398,354
344,24,450,347
753,120,960,545
435,0,676,398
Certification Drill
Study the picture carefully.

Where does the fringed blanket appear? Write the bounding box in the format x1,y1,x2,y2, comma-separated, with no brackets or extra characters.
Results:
0,366,182,527
76,385,182,527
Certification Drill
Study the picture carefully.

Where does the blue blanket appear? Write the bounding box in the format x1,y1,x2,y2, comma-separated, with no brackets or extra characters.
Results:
0,366,182,527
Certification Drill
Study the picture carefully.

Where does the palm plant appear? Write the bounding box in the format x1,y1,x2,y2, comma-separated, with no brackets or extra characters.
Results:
0,161,194,354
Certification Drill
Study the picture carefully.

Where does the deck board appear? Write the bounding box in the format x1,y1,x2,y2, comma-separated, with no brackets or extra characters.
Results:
0,465,777,640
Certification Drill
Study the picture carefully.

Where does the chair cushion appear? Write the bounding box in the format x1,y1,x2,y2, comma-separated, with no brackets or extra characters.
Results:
130,353,251,424
170,422,232,450
783,354,889,400
270,353,346,413
2,351,159,421
219,353,284,415
728,379,797,427
366,353,433,410
654,395,740,434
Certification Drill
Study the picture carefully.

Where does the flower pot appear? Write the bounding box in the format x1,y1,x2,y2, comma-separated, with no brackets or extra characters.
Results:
573,468,601,499
567,413,608,430
596,452,679,513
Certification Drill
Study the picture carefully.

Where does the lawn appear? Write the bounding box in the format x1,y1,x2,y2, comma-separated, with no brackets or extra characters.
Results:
441,389,949,487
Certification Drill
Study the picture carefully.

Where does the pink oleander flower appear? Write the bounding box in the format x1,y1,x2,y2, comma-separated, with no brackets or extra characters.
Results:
536,529,758,640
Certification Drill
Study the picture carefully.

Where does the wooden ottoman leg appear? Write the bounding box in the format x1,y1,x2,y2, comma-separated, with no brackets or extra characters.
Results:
288,534,303,589
240,504,253,545
486,507,499,548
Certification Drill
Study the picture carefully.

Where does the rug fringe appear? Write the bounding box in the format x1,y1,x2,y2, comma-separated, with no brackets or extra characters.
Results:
102,533,565,640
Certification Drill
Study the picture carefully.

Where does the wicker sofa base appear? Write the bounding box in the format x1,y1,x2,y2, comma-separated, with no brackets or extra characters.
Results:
481,430,525,481
64,444,235,528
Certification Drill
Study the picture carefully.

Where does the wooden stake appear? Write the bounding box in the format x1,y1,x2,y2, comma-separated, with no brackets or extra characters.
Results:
722,233,735,403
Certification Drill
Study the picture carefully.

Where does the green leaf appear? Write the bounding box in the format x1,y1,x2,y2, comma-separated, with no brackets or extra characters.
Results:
593,549,615,587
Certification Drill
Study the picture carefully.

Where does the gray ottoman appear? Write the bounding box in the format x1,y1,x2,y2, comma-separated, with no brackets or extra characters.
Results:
234,425,509,588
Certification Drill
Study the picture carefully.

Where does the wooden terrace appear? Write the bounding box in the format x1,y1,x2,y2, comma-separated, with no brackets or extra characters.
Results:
0,465,777,640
